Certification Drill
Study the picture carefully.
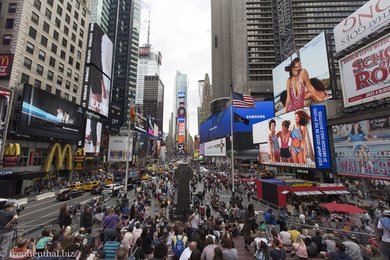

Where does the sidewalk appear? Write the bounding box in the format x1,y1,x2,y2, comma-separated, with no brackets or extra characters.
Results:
14,190,57,205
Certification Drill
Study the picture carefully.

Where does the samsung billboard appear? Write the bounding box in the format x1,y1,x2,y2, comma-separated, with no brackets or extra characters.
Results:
199,101,274,143
19,85,84,141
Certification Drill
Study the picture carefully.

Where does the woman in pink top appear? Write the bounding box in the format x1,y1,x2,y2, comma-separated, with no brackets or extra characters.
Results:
291,236,308,259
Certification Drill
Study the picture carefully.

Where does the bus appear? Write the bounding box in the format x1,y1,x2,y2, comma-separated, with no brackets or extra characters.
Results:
113,168,141,188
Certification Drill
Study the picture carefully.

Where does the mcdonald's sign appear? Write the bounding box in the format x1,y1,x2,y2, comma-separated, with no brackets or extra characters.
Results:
0,54,13,78
74,147,85,171
3,143,20,167
43,143,73,172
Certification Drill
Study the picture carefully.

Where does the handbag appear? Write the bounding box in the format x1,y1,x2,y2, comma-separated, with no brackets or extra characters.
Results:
128,246,138,260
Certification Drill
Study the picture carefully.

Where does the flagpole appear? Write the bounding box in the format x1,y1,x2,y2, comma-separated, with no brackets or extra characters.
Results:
230,85,235,195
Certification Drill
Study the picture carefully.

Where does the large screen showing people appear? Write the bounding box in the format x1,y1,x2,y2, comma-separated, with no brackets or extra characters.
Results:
85,65,111,118
332,117,390,178
19,85,83,141
84,118,102,154
273,32,332,116
254,107,316,168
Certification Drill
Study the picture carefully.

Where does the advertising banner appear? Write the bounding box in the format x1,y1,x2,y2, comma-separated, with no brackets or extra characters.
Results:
178,122,185,133
333,0,390,53
19,85,84,141
204,138,226,157
85,118,102,154
332,116,390,179
153,123,159,138
253,107,316,168
0,54,13,78
273,32,331,116
339,34,390,108
177,143,185,155
178,134,185,144
200,101,274,143
147,117,154,136
82,65,111,117
311,105,332,169
108,136,132,162
86,23,113,79
178,107,186,117
178,91,186,97
0,86,11,158
178,117,185,123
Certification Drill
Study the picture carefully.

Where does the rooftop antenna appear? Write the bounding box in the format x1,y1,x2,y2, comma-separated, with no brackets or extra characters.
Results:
147,11,151,46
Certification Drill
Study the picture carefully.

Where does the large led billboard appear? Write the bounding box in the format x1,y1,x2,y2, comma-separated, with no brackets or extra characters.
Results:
82,65,111,117
85,118,102,154
273,32,332,116
204,138,226,157
199,101,274,143
339,34,390,108
253,107,316,168
332,116,390,179
19,85,84,141
86,23,113,79
0,86,11,157
108,136,132,162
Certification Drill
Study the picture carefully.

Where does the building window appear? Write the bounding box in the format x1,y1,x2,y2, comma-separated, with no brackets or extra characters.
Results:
76,1,80,9
56,89,61,96
57,76,63,86
59,63,64,73
79,29,84,38
40,35,48,47
23,57,32,69
34,79,42,88
47,70,54,81
8,3,17,13
67,2,71,12
26,42,34,54
2,35,11,45
78,39,82,48
5,19,14,29
57,6,62,16
43,22,50,33
82,8,86,16
49,56,55,67
75,62,80,70
36,64,44,76
74,12,79,20
53,30,59,41
60,50,66,60
67,68,72,77
46,84,52,92
45,8,52,20
62,38,67,48
31,12,39,24
68,56,73,66
64,93,69,100
77,51,81,59
21,73,30,83
38,50,46,61
71,33,76,42
70,44,75,53
65,81,70,90
72,22,77,31
81,18,85,27
74,73,79,82
72,96,76,102
73,85,77,93
55,17,61,28
33,0,41,10
64,26,69,35
65,14,70,24
51,43,57,54
28,27,37,39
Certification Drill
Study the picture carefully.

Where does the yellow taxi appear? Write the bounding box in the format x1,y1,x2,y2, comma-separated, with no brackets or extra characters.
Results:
80,181,101,191
69,183,82,190
141,174,151,181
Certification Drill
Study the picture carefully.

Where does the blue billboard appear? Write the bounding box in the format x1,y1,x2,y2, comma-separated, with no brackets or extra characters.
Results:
311,105,332,169
200,101,274,143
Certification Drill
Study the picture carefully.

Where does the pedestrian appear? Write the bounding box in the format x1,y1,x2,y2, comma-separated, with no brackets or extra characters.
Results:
263,209,276,240
58,204,72,230
243,203,256,251
377,209,390,259
0,199,18,254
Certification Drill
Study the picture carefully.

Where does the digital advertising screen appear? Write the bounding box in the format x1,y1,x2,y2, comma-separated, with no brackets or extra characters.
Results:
273,32,332,116
147,117,154,136
82,65,111,117
332,116,390,179
253,107,316,168
19,85,84,141
84,118,102,154
86,23,113,79
199,101,274,143
0,86,11,157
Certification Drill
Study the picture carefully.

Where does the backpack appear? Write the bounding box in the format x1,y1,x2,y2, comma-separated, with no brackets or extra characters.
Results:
172,235,185,257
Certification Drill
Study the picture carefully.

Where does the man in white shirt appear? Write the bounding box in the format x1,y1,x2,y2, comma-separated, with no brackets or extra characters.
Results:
179,241,197,260
132,223,142,244
377,210,390,258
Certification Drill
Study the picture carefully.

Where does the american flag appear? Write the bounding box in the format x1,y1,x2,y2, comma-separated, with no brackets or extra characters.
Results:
232,92,256,108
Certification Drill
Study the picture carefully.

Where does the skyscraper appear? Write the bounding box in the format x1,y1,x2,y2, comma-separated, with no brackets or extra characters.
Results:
89,0,110,34
211,0,367,100
108,0,141,130
173,71,188,147
198,73,213,128
143,75,164,130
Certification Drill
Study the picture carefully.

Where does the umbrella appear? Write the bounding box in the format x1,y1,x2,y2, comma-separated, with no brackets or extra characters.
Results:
320,202,367,214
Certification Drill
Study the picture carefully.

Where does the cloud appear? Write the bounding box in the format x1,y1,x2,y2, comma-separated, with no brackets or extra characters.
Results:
139,0,211,139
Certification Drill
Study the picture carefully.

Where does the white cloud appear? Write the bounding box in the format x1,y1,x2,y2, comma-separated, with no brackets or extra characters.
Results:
140,0,211,139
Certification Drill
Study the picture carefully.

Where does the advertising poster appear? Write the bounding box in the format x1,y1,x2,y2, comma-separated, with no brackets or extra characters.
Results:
108,136,132,162
178,122,185,133
153,124,159,138
84,118,102,154
178,134,185,144
19,85,84,141
204,138,226,157
273,32,332,116
147,117,154,136
253,107,316,168
311,105,331,169
339,34,390,108
0,86,11,158
332,116,390,178
200,101,274,143
333,0,390,52
0,54,13,78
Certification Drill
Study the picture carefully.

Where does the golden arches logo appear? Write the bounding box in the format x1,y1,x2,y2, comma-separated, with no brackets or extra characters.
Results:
4,143,20,157
0,55,9,66
43,143,73,172
75,147,85,157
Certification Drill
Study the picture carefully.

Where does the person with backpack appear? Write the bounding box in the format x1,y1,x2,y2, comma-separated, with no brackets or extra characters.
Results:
172,227,189,259
263,209,276,240
377,210,390,259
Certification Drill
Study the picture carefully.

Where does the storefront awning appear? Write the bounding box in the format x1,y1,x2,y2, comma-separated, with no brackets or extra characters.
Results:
281,190,289,194
322,190,350,195
294,191,323,196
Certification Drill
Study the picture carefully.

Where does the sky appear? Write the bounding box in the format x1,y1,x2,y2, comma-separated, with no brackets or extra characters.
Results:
139,0,211,139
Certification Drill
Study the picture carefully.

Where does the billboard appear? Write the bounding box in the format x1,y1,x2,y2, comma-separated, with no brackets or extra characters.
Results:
332,116,390,179
153,123,159,138
339,34,390,108
86,23,113,79
0,87,11,158
0,54,13,78
178,107,186,117
333,0,390,53
19,85,84,141
177,143,185,155
178,134,185,143
82,65,111,117
200,101,274,143
311,105,332,169
178,91,186,97
84,118,102,154
139,46,150,56
147,117,154,136
273,32,331,116
178,122,185,133
108,136,132,162
178,117,185,123
253,107,316,168
204,138,226,157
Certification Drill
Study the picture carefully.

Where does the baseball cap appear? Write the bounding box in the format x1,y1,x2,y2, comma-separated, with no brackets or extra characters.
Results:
383,210,390,216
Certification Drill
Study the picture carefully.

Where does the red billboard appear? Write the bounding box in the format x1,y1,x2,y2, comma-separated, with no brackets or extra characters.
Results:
0,54,13,78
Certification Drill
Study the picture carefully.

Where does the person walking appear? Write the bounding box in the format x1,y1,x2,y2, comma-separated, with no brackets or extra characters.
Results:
377,210,390,259
243,203,256,251
0,199,18,254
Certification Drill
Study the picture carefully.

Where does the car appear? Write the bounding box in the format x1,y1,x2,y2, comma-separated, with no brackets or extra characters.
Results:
56,189,84,201
80,181,101,191
91,184,105,194
69,183,82,190
103,184,124,192
141,174,151,181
